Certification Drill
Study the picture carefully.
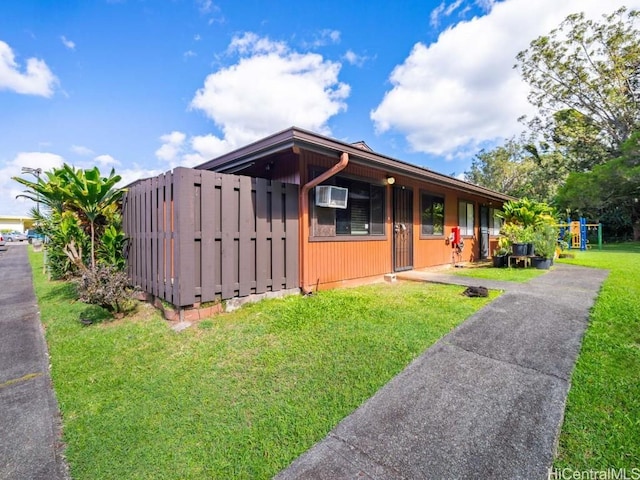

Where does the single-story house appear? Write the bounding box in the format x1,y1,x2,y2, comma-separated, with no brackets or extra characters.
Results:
0,215,34,233
194,127,512,293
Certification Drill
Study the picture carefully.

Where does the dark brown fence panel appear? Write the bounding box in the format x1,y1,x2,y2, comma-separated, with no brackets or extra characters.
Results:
123,168,299,307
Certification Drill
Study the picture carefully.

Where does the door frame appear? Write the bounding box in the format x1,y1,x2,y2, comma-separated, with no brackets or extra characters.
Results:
392,186,414,272
479,204,490,260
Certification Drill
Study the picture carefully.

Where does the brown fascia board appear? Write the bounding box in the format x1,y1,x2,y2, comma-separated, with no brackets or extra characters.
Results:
194,126,514,203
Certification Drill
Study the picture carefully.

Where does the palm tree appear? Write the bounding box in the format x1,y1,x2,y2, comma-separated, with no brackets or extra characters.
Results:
58,165,124,272
13,164,124,272
13,167,69,215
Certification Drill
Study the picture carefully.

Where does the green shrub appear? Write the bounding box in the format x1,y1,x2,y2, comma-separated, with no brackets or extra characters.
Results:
97,223,126,270
76,265,132,314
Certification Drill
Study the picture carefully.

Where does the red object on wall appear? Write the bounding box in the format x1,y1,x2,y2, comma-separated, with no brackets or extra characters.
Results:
451,226,461,246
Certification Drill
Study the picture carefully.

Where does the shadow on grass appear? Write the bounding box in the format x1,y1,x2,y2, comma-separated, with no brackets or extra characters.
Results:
40,281,77,302
79,304,113,326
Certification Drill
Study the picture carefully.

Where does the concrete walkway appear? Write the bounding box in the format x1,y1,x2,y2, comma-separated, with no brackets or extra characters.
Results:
0,244,68,480
275,264,609,479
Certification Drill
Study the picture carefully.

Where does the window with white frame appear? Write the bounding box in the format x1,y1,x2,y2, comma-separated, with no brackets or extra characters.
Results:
458,200,475,236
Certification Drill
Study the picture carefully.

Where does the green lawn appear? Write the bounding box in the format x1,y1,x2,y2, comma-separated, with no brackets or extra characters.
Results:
451,264,548,282
554,243,640,469
30,250,497,479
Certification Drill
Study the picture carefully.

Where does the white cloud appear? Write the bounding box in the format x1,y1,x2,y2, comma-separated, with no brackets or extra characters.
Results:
343,49,369,67
183,50,197,59
117,166,163,188
154,131,233,168
309,29,341,48
94,154,120,167
71,145,94,156
61,35,76,50
155,131,186,163
371,0,640,158
430,0,465,28
0,40,58,97
197,0,213,14
190,32,349,151
0,152,65,215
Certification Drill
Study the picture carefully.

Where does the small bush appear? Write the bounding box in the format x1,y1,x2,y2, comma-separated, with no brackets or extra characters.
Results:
76,265,132,313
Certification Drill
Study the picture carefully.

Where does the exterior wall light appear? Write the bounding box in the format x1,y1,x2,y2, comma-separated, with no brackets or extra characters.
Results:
386,176,395,185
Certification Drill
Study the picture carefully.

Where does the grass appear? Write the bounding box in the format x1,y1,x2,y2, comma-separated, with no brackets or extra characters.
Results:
450,263,548,282
554,243,640,469
29,250,497,479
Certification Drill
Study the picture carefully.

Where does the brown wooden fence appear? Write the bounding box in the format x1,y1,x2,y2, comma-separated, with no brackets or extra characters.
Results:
123,167,299,307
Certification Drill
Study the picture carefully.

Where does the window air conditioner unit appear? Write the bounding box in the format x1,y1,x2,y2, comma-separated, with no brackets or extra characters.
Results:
315,185,348,209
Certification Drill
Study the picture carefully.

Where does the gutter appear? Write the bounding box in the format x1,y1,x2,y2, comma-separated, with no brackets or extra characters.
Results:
298,151,349,294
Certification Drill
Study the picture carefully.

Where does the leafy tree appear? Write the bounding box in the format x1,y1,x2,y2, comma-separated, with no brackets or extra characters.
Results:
465,138,534,197
515,8,640,153
13,164,125,274
472,8,640,239
13,168,69,215
464,137,561,201
56,165,123,271
556,131,640,239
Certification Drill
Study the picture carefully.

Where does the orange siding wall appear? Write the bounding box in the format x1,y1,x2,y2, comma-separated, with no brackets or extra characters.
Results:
299,150,504,288
306,239,392,288
300,151,393,289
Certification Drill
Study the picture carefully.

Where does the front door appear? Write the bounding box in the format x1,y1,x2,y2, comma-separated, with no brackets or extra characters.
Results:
393,186,413,271
480,205,490,259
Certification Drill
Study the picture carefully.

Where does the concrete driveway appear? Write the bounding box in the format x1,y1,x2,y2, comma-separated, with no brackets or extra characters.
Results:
0,244,68,480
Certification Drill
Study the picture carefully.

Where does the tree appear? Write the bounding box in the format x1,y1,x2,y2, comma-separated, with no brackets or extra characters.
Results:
465,138,533,197
464,137,559,201
556,131,640,239
13,168,69,215
56,165,123,271
516,8,640,154
13,164,124,273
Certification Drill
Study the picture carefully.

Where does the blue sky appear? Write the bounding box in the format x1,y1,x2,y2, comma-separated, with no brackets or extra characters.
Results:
1,0,637,216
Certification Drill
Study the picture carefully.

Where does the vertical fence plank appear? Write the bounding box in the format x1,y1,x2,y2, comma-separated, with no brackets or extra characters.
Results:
213,175,222,297
255,178,269,293
173,167,196,306
238,175,253,296
149,175,158,297
164,172,174,302
193,170,203,303
271,181,285,290
200,171,217,302
220,175,237,299
156,172,165,298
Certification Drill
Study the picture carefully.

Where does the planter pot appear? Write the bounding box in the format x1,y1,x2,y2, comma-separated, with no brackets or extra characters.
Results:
493,255,508,268
532,257,552,269
511,243,527,256
526,243,535,256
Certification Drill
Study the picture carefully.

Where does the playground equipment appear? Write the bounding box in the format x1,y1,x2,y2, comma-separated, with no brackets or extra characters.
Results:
557,217,602,251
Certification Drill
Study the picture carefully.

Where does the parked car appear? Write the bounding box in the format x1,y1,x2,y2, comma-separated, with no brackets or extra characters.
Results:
5,231,28,242
26,229,45,243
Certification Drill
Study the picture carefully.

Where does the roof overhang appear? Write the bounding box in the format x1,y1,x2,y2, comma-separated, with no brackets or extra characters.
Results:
195,127,515,203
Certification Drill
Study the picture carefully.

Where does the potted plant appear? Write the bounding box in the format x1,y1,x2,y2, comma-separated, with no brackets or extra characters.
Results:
492,237,510,268
500,223,528,256
522,225,535,256
531,222,559,269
